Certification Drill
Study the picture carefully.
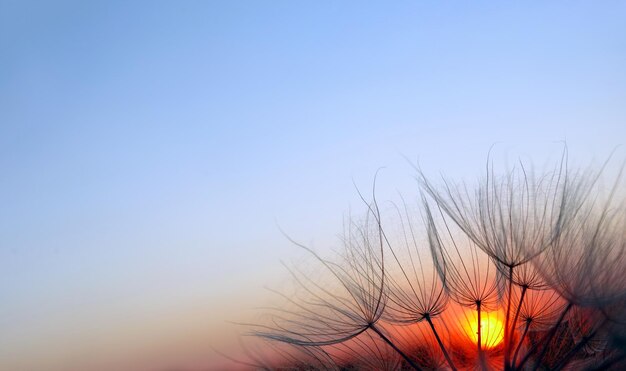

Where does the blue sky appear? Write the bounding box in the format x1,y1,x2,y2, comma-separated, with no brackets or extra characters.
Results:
1,1,625,370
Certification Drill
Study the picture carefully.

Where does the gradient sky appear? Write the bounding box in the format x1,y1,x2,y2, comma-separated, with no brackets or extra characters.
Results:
1,1,625,370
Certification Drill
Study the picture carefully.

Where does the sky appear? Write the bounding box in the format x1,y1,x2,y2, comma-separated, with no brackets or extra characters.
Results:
1,1,625,370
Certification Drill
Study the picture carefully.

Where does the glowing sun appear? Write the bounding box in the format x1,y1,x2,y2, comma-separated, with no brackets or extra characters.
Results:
463,311,504,349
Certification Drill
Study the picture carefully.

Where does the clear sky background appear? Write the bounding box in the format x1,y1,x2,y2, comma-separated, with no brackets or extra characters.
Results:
1,1,625,370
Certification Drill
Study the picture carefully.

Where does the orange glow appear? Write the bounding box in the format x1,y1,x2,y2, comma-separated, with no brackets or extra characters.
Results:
463,311,504,349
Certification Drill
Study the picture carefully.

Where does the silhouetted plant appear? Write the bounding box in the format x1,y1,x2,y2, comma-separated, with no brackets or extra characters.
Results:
417,152,572,370
252,185,424,370
381,197,454,369
238,152,626,370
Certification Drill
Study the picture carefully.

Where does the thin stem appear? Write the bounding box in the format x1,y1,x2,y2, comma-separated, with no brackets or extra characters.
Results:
527,302,573,371
425,315,457,371
551,317,608,371
504,265,514,370
516,303,571,370
511,320,531,369
477,302,483,354
369,324,423,371
507,285,527,369
550,334,595,371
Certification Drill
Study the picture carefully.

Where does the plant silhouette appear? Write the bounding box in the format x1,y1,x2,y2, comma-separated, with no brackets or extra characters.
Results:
242,152,626,370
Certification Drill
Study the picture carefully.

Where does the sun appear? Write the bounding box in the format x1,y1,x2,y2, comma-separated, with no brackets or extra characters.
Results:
463,311,504,349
